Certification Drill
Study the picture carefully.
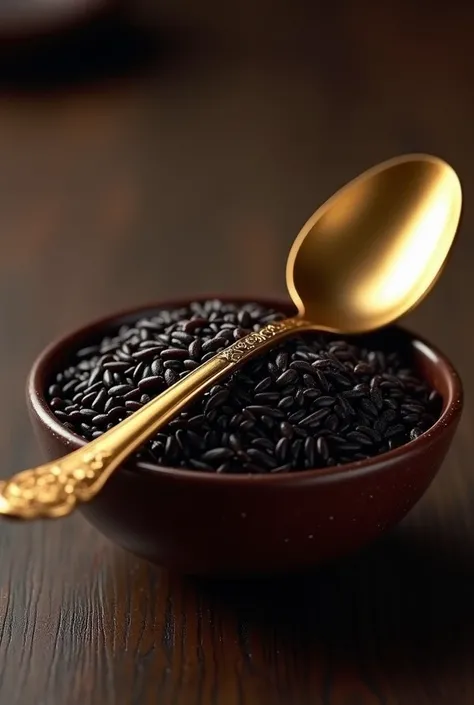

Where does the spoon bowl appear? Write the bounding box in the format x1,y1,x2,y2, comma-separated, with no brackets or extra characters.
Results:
287,154,462,331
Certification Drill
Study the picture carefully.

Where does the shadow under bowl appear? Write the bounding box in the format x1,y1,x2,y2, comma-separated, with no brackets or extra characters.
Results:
27,296,463,577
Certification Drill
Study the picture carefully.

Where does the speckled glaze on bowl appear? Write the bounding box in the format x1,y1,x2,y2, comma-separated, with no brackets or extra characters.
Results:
26,297,463,577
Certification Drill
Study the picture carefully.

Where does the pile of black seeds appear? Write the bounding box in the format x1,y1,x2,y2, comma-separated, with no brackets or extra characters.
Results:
46,300,442,474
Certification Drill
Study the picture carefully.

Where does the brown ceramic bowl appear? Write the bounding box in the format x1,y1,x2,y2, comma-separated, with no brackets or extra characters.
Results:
27,296,463,577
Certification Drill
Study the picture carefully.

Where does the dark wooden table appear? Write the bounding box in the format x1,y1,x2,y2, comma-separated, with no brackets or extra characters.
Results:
0,3,473,703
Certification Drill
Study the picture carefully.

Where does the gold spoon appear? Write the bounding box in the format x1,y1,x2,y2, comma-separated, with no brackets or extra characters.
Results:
0,153,462,520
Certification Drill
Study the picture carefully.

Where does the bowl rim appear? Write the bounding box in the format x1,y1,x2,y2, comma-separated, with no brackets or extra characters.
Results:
27,295,464,485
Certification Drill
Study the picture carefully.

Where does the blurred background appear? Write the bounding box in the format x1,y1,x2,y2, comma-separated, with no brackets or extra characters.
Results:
0,2,473,704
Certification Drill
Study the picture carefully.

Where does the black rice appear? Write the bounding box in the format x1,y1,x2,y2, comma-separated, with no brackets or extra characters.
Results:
46,300,442,474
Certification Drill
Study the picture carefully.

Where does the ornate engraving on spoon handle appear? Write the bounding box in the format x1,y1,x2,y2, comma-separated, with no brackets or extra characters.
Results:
217,317,309,363
0,449,112,519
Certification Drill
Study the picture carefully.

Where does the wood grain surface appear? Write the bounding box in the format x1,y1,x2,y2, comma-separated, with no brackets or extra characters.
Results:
0,2,473,704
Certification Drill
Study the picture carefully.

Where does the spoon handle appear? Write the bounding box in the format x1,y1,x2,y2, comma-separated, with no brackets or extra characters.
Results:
0,316,311,520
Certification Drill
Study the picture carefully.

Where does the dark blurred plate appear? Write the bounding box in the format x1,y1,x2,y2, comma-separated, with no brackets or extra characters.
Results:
0,0,113,40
